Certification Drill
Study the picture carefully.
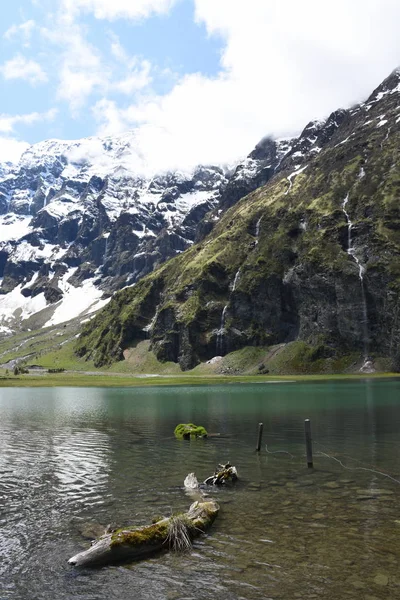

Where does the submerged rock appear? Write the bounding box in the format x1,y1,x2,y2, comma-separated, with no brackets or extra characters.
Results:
78,522,108,540
323,481,341,489
356,489,394,496
174,423,208,439
373,574,389,586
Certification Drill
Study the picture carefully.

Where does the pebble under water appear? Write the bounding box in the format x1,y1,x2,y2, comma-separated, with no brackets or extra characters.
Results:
0,381,400,599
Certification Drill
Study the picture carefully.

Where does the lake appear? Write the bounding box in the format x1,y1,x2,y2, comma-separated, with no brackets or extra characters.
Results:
1,381,400,599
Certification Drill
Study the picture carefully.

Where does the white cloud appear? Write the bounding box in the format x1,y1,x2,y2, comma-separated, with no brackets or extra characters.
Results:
0,54,47,85
0,137,30,163
109,34,131,64
41,25,151,112
113,60,152,94
3,0,400,175
92,0,400,173
3,20,36,46
0,109,58,134
92,99,126,134
42,23,106,112
59,68,104,112
109,34,152,93
62,0,179,21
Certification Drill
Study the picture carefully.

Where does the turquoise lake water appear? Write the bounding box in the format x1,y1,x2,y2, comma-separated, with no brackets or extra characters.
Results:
1,380,400,599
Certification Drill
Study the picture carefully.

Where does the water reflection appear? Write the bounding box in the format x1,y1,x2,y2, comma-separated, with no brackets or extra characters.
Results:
52,429,111,505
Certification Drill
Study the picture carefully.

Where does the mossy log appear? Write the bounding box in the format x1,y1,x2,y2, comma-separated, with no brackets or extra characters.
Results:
68,498,219,568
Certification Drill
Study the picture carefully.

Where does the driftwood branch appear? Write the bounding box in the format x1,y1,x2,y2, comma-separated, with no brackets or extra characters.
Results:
203,463,238,485
68,498,219,568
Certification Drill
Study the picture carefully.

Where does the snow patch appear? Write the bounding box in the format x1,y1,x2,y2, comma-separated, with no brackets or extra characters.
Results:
0,215,32,242
285,165,308,195
9,241,59,263
0,281,47,326
43,200,82,220
44,269,109,326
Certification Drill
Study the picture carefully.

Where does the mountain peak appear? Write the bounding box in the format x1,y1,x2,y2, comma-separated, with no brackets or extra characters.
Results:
366,67,400,103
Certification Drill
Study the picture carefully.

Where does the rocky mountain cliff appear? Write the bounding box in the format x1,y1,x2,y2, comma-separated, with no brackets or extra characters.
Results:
75,68,400,372
0,96,344,337
0,134,230,334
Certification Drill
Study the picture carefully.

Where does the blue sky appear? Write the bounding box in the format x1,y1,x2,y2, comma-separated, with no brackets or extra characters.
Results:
0,0,223,146
1,0,400,170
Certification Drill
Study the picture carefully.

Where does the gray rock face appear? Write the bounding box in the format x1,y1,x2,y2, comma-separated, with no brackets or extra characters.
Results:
218,137,293,212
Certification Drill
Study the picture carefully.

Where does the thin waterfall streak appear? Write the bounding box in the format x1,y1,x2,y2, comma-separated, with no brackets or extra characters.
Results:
216,305,228,356
216,268,241,355
342,192,369,358
255,217,263,244
285,176,293,195
232,269,240,292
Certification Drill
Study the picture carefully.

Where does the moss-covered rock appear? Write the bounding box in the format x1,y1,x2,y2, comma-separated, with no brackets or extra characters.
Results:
174,423,208,439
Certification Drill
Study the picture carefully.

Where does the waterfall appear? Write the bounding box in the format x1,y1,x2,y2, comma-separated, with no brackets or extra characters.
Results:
285,176,294,195
215,266,244,355
285,165,308,196
216,305,228,355
342,193,369,359
255,217,262,244
381,126,391,149
232,268,241,292
101,233,110,272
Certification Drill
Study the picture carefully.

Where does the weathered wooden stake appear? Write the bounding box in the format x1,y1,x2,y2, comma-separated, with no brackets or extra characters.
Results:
256,422,264,452
304,419,313,468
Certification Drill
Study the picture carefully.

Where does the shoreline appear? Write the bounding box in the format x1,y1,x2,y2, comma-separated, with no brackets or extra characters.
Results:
0,371,399,388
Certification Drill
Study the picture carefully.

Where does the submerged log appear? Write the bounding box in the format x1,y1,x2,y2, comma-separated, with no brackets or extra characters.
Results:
68,498,219,568
184,464,238,489
203,463,238,486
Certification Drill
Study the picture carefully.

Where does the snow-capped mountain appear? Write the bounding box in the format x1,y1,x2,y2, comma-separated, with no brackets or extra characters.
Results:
0,132,229,335
0,75,379,338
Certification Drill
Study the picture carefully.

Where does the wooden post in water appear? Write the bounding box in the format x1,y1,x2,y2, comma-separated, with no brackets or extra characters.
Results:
256,422,264,452
304,419,313,468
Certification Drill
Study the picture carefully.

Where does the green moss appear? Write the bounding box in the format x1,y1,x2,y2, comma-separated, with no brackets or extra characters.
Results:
174,423,208,439
111,521,169,547
264,341,359,375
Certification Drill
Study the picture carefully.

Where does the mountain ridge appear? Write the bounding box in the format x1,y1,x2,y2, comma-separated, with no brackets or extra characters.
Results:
74,68,400,372
0,87,351,338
